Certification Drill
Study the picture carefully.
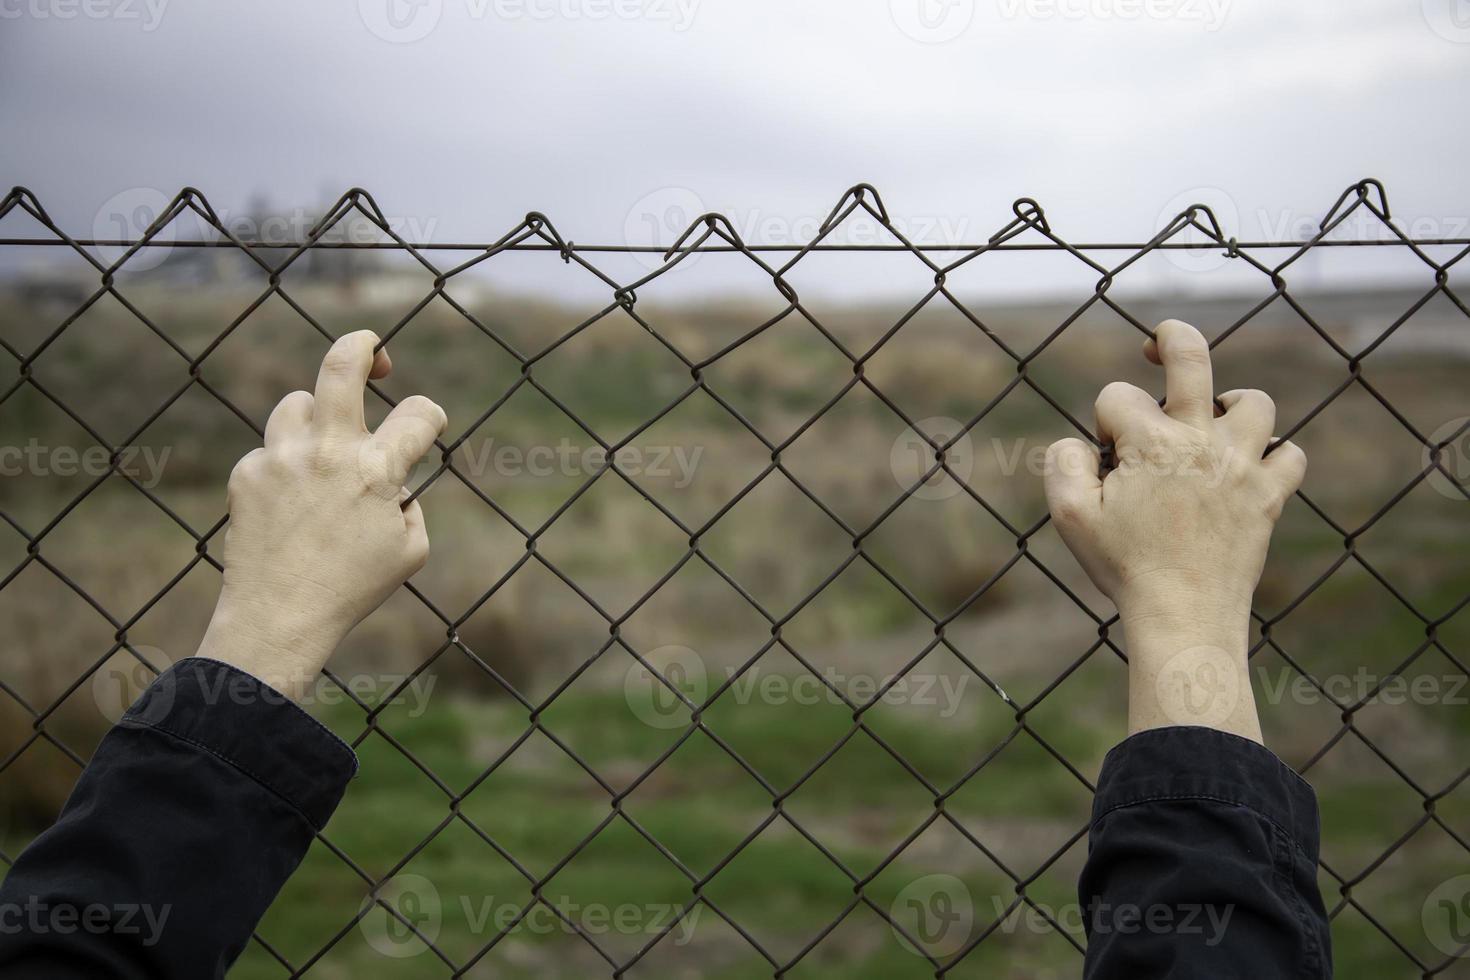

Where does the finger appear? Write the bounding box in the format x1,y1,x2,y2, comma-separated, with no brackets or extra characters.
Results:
1044,438,1103,529
372,394,448,486
264,390,314,447
1094,380,1162,448
1150,319,1214,428
1217,388,1276,457
1262,438,1307,499
312,330,381,434
370,348,392,380
402,496,430,571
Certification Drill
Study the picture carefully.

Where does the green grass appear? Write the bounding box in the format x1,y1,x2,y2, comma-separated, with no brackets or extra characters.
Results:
224,682,1102,979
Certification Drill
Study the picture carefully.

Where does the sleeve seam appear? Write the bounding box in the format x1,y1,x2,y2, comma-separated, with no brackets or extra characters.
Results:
1272,821,1328,978
1092,792,1316,864
118,717,326,830
1104,726,1316,796
183,656,359,775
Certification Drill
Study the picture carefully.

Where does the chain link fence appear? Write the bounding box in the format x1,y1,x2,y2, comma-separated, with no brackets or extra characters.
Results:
0,179,1467,977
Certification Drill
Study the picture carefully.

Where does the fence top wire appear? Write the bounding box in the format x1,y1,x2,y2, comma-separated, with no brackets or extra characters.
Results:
0,176,1468,977
4,177,1470,256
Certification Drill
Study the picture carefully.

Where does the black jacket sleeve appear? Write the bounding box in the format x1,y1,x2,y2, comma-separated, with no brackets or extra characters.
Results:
0,657,357,979
1080,725,1332,979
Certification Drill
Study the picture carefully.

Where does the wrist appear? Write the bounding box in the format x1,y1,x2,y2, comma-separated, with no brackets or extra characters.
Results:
1114,571,1253,662
197,591,342,702
1118,606,1251,666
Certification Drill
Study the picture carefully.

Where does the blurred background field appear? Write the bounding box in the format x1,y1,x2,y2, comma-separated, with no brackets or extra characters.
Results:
0,231,1468,978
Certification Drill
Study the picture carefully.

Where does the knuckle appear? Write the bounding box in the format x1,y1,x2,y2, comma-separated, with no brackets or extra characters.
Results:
1242,388,1274,411
323,333,373,373
1046,437,1080,457
321,347,358,377
303,444,339,477
1171,343,1212,367
226,449,267,499
1046,438,1094,476
1157,318,1201,342
402,394,445,426
228,448,264,481
1096,381,1138,409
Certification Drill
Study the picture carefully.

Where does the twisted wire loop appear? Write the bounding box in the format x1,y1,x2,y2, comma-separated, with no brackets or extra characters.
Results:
0,178,1467,977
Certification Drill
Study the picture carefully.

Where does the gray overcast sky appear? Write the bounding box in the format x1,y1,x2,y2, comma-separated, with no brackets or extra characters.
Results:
2,0,1468,298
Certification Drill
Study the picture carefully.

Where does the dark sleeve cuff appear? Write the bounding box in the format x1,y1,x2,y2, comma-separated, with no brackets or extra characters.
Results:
118,657,357,830
1092,726,1320,861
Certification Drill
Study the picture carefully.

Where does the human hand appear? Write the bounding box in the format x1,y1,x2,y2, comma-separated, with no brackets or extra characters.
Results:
1043,319,1306,738
198,331,447,700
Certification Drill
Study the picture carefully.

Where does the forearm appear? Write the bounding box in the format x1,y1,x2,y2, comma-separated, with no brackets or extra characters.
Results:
1120,596,1262,743
0,658,356,979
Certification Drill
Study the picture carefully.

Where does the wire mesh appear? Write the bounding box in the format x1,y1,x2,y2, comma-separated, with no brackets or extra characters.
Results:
0,178,1467,977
